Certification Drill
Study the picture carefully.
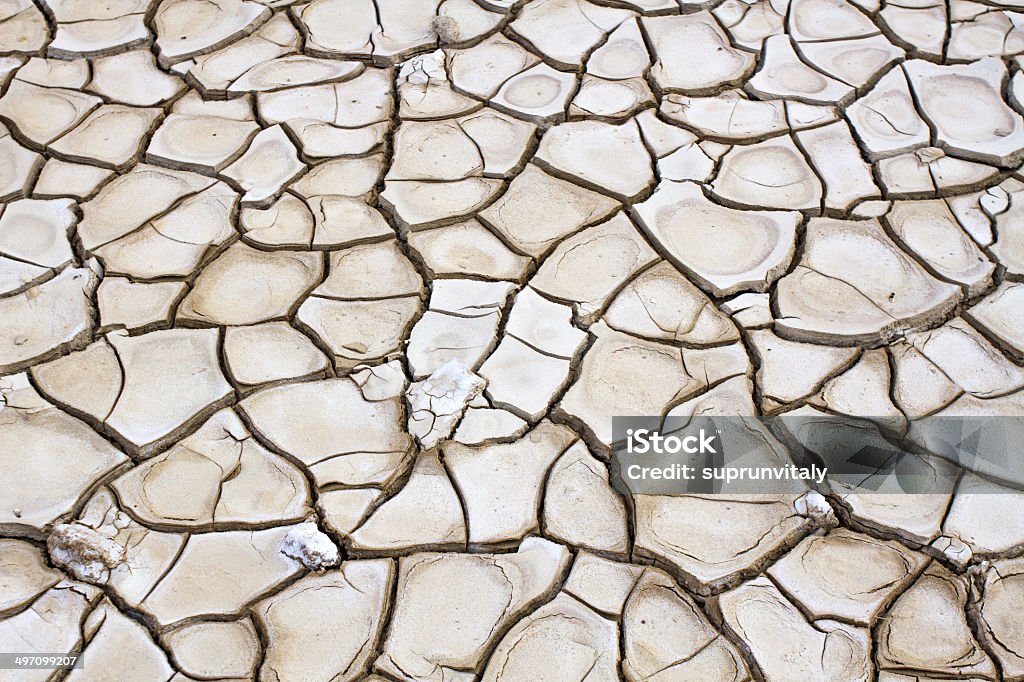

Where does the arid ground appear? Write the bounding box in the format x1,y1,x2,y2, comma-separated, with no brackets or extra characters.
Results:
3,0,1024,680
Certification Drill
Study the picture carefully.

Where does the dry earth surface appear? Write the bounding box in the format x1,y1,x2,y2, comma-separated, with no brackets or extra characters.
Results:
2,0,1024,680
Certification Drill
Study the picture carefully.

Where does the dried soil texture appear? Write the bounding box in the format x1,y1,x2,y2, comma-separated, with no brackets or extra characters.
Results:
2,0,1024,680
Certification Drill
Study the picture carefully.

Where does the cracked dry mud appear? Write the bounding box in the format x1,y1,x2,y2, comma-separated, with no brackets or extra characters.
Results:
2,0,1024,681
